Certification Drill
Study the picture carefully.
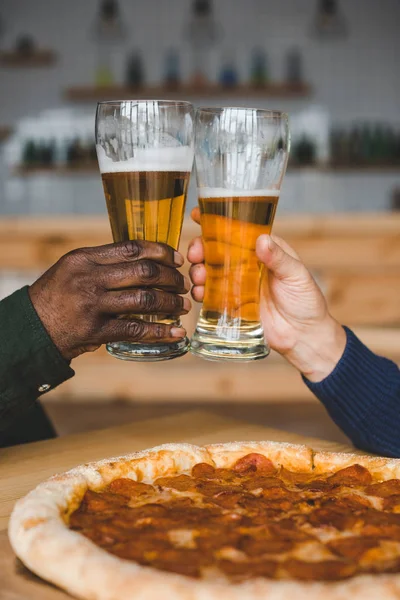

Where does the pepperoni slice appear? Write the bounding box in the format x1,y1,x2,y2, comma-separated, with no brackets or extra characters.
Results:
154,474,196,491
196,480,242,496
261,487,300,502
191,463,216,479
298,480,336,492
282,559,356,581
383,495,400,511
332,493,372,510
243,476,284,491
209,491,245,509
233,453,276,475
108,478,155,497
238,535,295,556
81,490,128,513
361,508,400,527
365,480,400,498
328,464,372,486
328,536,381,560
308,507,358,531
279,468,313,486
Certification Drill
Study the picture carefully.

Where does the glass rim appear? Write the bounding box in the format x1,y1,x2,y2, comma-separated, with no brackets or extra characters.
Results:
97,99,194,108
196,106,289,119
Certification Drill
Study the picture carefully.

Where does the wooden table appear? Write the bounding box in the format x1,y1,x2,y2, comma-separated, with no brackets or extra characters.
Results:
0,410,359,599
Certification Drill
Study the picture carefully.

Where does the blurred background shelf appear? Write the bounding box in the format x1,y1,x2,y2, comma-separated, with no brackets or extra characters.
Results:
64,82,312,103
0,49,56,67
12,163,400,177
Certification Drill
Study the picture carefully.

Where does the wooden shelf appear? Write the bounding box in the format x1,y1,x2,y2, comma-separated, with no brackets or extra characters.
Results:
0,49,56,67
64,82,312,102
12,163,400,177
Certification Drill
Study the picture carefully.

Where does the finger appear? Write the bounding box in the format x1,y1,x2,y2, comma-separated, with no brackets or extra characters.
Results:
82,240,183,267
191,285,205,303
101,260,190,293
189,263,206,286
101,319,186,343
101,289,191,315
191,206,201,225
270,234,301,260
187,236,205,265
256,234,302,280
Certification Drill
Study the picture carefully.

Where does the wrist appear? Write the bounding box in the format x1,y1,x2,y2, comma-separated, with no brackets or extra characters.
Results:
283,318,347,383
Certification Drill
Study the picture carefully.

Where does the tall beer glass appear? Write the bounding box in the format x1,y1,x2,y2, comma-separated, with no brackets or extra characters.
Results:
190,107,290,361
96,100,194,361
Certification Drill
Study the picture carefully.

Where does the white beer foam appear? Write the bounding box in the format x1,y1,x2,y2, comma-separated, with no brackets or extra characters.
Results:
96,144,194,173
198,187,280,198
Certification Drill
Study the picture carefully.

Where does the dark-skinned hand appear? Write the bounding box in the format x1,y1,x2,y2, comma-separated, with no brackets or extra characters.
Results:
29,240,190,361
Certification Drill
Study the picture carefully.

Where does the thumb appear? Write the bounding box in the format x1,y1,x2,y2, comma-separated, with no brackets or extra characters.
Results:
256,234,301,280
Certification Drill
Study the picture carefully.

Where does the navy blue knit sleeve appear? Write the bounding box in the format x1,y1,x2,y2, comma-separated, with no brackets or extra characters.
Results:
303,327,400,457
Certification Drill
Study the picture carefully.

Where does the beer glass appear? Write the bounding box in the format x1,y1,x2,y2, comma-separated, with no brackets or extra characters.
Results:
96,100,194,361
190,107,290,361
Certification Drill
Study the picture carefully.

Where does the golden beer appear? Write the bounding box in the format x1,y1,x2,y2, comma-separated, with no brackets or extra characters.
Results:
102,170,190,249
198,190,279,327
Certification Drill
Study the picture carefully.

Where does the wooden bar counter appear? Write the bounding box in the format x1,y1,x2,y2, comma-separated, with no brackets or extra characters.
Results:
0,213,399,405
0,409,363,599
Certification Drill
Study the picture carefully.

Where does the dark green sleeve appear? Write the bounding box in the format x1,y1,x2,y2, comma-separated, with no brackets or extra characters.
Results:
0,286,75,445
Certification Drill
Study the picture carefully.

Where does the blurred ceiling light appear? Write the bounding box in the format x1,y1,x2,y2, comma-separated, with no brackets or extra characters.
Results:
93,0,126,41
311,0,348,39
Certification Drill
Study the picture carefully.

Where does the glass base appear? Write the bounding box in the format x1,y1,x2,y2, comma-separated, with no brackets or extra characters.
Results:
106,337,190,362
190,322,269,363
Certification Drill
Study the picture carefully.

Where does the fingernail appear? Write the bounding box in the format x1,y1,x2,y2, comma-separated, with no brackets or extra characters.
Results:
174,251,184,266
171,327,186,338
183,276,191,292
183,297,191,312
259,234,273,250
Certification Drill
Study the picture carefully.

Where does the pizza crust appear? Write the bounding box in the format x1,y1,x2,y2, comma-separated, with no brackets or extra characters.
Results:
8,441,400,600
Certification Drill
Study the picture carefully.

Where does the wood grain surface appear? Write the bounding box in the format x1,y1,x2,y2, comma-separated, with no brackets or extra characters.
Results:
0,410,359,600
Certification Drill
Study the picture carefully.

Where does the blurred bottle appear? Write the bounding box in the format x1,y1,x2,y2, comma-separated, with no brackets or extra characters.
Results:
163,48,180,88
286,47,303,84
250,47,268,87
22,140,38,167
125,51,144,87
293,136,316,166
219,49,238,88
186,0,220,86
348,125,362,165
360,123,373,165
93,0,126,86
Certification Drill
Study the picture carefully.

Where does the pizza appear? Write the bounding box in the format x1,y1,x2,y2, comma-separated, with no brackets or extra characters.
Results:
8,441,400,600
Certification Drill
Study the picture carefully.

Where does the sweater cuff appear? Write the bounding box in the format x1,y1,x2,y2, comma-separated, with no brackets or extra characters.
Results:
302,326,399,450
0,286,75,400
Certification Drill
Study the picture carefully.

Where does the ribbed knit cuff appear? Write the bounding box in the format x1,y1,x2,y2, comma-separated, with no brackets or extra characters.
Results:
303,327,400,457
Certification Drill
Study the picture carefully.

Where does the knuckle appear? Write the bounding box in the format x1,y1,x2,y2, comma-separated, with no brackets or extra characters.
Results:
61,248,85,268
174,270,184,288
172,294,183,309
120,240,142,260
137,260,160,282
126,320,146,340
154,324,166,338
137,289,157,312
